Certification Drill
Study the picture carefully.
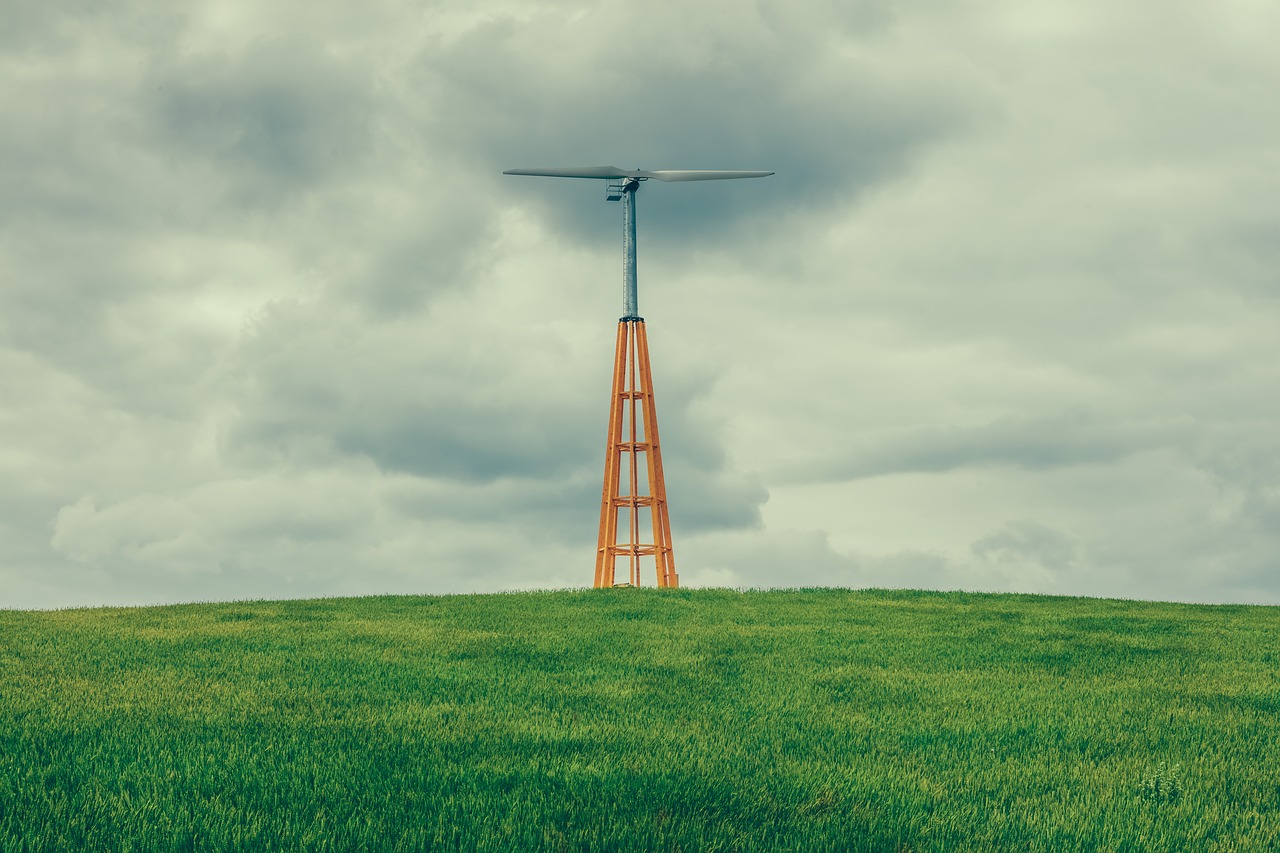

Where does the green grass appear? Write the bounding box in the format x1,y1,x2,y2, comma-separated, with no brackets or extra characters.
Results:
1,588,1277,851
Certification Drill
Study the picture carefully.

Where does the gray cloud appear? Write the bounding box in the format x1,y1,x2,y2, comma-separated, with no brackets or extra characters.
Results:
218,296,766,532
971,520,1079,581
783,411,1190,483
147,40,377,207
431,2,977,245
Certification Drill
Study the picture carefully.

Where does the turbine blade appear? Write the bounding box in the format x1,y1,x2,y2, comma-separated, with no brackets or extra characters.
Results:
503,167,775,182
503,166,631,179
645,170,774,182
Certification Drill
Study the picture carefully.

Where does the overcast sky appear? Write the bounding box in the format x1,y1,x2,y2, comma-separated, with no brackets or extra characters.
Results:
3,0,1278,608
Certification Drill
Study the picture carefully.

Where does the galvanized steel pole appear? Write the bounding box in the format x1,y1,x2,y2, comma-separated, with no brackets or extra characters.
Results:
622,179,639,319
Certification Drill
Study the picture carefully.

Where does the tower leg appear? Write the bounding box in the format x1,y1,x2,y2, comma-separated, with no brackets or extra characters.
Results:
595,322,628,588
635,322,677,587
595,319,678,588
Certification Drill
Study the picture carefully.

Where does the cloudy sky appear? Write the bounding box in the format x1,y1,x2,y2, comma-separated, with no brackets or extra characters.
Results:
3,0,1278,608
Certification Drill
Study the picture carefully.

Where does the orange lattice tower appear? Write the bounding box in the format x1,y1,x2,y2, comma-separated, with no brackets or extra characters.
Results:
595,316,676,587
502,166,774,587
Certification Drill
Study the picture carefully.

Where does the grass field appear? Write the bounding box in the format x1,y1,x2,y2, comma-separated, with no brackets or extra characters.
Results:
1,588,1277,851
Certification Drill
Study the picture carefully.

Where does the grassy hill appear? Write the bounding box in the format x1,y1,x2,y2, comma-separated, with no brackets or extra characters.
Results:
1,588,1277,851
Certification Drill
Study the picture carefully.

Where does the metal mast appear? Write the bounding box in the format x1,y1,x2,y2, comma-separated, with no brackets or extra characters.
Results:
503,166,773,587
622,178,639,319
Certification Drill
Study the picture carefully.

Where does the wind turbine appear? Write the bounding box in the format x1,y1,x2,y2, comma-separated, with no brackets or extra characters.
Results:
504,165,774,588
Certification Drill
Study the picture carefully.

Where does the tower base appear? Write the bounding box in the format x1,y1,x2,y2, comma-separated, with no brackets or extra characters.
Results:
595,319,677,588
